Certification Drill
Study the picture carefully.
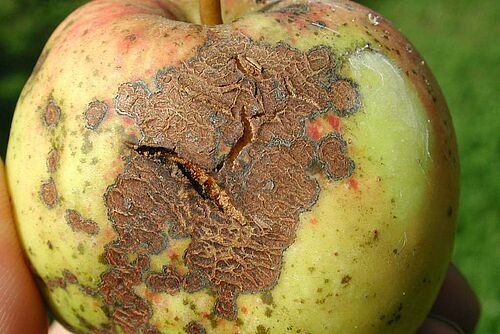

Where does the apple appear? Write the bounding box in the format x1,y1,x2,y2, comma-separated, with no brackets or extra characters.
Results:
6,0,459,333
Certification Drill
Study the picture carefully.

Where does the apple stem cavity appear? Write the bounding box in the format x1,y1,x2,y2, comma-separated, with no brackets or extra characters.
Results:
199,0,223,25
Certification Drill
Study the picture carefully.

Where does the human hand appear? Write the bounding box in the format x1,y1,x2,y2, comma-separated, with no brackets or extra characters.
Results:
0,158,480,334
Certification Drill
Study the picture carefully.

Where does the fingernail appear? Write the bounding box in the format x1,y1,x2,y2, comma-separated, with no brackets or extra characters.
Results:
418,314,465,334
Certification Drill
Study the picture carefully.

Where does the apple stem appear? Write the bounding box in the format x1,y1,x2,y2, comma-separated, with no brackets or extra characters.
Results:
200,0,223,25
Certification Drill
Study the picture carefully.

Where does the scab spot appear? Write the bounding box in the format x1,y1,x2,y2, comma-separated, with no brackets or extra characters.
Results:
63,269,78,284
44,100,61,127
99,31,361,330
146,266,182,294
276,4,310,15
317,135,354,179
185,321,206,334
85,100,108,130
45,269,78,289
65,209,99,235
256,324,270,334
47,149,59,173
329,80,360,115
261,292,274,306
125,34,137,42
341,275,352,285
46,276,66,289
40,178,58,208
307,47,335,73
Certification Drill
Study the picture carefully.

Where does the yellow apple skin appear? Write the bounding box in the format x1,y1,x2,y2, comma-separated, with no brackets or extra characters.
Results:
6,0,458,333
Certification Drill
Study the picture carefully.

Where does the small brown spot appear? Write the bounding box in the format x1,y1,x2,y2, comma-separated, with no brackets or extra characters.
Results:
276,4,310,15
47,149,59,173
341,275,352,285
46,277,66,289
47,240,53,249
256,324,270,334
264,307,273,317
185,321,206,334
80,285,97,296
125,34,137,42
63,270,78,284
85,100,108,130
44,100,61,127
40,178,58,208
65,209,99,235
261,292,274,306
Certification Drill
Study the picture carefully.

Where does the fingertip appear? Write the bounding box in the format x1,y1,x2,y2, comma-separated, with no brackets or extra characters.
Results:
0,160,48,333
431,263,480,333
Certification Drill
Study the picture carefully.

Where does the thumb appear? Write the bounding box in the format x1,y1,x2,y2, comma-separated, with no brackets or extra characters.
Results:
418,315,465,334
0,158,48,333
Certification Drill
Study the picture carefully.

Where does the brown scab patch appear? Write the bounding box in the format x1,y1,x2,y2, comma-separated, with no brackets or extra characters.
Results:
46,276,66,289
99,30,360,331
85,100,108,130
317,134,354,179
44,99,61,127
341,275,352,285
63,269,78,284
330,80,360,115
45,269,95,295
47,149,59,173
80,285,98,296
65,209,99,235
256,324,270,334
185,321,206,334
276,4,310,15
146,266,183,294
40,178,58,208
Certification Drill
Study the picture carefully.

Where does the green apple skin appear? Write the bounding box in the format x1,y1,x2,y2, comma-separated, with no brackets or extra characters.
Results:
6,0,458,333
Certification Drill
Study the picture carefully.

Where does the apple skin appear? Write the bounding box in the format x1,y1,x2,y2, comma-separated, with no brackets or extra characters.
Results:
5,0,459,333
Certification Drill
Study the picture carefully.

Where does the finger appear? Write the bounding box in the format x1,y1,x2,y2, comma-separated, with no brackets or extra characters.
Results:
418,315,465,334
0,158,48,333
430,263,480,333
49,321,74,334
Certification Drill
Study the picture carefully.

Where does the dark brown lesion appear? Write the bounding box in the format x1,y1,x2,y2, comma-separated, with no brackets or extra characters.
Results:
275,3,310,15
146,265,183,294
47,148,59,173
65,209,99,235
185,321,206,334
40,178,58,208
44,269,97,296
85,100,109,130
316,134,355,179
99,30,360,332
44,99,61,128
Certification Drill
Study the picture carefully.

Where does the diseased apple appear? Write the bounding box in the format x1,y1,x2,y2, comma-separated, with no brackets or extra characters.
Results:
6,0,459,333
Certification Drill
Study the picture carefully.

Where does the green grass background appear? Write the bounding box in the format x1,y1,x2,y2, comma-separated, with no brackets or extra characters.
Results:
0,0,498,332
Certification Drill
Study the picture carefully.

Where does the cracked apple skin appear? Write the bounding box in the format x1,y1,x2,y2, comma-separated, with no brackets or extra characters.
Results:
6,0,459,333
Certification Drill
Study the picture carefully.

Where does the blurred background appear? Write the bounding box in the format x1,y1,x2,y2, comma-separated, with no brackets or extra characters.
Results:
0,0,498,332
